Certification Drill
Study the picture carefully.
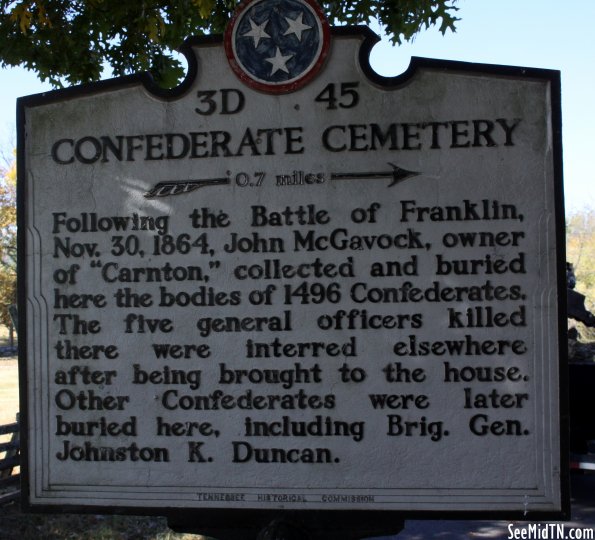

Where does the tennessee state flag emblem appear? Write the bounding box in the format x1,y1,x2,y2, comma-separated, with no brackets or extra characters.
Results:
224,0,330,94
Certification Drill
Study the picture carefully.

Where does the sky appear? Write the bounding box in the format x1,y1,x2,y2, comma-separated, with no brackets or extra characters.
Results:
1,0,593,213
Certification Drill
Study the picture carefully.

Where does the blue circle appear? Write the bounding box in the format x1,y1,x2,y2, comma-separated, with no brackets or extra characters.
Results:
234,0,321,84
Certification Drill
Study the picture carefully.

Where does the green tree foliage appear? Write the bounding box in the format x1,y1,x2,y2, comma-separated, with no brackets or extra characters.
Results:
0,158,16,329
567,208,595,312
0,0,459,87
567,208,595,345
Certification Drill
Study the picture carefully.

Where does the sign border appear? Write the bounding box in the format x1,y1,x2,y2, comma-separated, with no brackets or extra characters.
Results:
16,26,569,527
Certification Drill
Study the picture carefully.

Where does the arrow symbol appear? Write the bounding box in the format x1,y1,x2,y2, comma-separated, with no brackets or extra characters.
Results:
144,177,229,198
331,163,421,187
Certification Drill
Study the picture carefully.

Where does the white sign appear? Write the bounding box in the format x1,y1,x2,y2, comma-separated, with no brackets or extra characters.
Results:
19,10,567,519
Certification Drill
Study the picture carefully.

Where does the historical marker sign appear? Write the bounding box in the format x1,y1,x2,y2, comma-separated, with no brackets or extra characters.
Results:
18,0,568,525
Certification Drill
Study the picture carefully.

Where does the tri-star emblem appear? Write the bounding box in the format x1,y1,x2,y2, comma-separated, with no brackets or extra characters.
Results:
225,0,330,93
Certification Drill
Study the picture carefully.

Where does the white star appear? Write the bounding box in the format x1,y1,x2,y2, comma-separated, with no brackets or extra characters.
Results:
242,18,270,48
283,13,312,42
264,47,294,75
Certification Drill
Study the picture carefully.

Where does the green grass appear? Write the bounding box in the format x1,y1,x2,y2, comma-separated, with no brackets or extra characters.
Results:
0,507,210,540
